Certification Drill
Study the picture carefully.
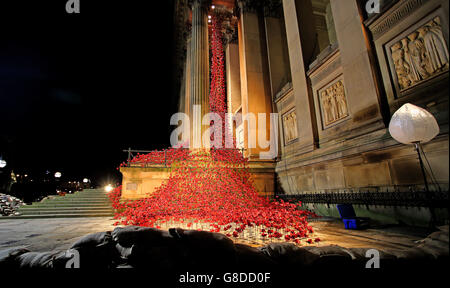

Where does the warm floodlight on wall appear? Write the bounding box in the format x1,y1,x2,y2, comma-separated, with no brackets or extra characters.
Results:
104,184,113,193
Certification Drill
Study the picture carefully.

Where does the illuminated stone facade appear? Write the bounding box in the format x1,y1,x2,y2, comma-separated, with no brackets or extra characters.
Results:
174,0,449,225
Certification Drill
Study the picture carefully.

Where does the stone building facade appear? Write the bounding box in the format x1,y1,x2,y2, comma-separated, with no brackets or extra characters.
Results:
174,0,449,226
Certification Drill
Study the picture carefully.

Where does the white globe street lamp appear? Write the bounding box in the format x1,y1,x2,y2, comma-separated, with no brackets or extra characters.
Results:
55,172,62,179
389,103,439,226
83,178,89,183
389,103,440,191
0,160,6,168
388,103,439,145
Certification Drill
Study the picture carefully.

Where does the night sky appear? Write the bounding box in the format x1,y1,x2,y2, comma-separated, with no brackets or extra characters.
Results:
0,0,177,185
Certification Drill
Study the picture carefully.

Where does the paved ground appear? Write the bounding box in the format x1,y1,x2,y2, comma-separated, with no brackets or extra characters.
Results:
309,218,429,250
0,217,119,251
0,217,430,252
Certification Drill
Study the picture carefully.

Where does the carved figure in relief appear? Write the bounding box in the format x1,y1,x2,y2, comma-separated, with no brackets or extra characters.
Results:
326,87,336,122
321,80,349,126
286,114,293,141
291,112,297,140
322,90,332,124
332,91,339,119
335,81,348,118
283,114,289,142
407,32,429,81
420,20,449,73
391,42,412,90
390,17,449,91
283,112,298,143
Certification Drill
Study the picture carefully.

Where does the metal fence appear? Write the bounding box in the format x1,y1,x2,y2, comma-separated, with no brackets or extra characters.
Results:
277,189,449,208
122,147,247,168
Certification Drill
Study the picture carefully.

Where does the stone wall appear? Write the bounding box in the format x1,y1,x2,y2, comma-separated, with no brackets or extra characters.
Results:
120,167,171,200
120,164,276,200
175,0,449,226
276,133,448,193
273,0,449,225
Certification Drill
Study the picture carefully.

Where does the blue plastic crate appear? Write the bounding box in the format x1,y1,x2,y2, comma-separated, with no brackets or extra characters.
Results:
342,218,358,229
336,204,357,219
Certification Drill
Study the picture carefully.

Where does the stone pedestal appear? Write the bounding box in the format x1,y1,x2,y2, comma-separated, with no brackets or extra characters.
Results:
120,167,171,200
248,160,277,198
120,162,276,200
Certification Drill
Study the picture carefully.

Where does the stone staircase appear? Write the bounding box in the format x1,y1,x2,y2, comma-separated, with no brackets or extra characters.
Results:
11,189,114,219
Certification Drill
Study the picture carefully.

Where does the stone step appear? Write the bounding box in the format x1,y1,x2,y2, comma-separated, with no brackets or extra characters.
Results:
0,213,114,219
5,188,116,219
46,198,109,203
22,203,113,208
75,192,109,195
22,201,111,207
65,192,109,196
39,200,110,205
55,193,108,197
19,209,114,215
77,195,110,197
45,198,110,202
21,206,112,211
58,191,108,195
50,194,109,198
19,206,114,211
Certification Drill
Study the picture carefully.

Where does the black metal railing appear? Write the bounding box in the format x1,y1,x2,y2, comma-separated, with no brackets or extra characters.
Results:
122,147,247,168
277,189,449,208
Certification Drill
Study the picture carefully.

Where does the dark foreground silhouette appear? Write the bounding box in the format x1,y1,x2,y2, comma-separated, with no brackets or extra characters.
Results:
0,225,448,272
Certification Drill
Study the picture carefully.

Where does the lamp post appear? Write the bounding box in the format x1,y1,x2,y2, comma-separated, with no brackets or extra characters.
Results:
83,178,90,189
389,103,439,228
54,172,62,193
0,160,7,193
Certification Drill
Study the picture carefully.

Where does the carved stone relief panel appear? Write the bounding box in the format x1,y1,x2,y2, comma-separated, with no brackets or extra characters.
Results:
319,79,349,128
389,16,449,93
236,125,244,149
282,109,298,145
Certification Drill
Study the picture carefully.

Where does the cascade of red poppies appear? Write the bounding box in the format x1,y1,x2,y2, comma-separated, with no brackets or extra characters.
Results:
209,12,231,147
111,148,317,244
109,11,318,245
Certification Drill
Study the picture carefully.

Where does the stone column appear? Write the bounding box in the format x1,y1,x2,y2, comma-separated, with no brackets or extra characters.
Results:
225,30,241,138
226,42,241,114
189,0,210,149
226,40,242,139
184,35,192,140
282,0,318,153
263,6,291,99
237,0,273,159
329,0,383,126
263,5,291,161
